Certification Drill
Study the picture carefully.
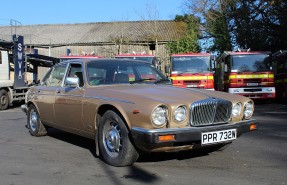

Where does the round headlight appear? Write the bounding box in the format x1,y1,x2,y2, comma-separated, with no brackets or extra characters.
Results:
244,101,254,119
174,106,187,122
232,103,242,117
151,106,168,127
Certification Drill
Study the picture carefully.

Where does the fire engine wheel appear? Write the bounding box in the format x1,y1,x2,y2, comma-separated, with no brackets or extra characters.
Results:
0,89,9,110
27,104,47,136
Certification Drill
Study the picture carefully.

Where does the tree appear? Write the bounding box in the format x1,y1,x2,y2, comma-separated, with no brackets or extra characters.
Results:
166,14,200,54
184,0,287,53
205,9,232,53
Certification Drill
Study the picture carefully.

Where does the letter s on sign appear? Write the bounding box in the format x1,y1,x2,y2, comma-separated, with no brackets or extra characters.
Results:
18,43,22,51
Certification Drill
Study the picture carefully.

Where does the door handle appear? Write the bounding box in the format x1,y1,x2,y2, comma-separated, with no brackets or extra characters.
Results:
56,90,61,93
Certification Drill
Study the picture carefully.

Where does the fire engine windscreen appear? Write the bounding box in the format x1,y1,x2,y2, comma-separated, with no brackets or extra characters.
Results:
171,56,211,73
231,54,271,72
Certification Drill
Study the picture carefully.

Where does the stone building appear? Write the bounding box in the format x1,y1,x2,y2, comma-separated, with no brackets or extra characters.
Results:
0,20,186,67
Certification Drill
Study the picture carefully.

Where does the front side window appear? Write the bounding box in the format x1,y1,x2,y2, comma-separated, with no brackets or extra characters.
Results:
276,58,287,74
66,63,84,87
42,64,67,86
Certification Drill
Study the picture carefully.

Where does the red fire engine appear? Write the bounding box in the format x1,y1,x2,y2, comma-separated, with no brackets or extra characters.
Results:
169,53,214,90
215,50,275,99
272,50,287,102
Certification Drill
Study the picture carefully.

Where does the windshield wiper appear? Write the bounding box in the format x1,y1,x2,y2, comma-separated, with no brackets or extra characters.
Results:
130,78,171,84
130,78,157,84
177,71,192,75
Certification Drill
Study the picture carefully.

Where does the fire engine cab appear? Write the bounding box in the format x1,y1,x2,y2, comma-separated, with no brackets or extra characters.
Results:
169,53,214,90
215,50,275,99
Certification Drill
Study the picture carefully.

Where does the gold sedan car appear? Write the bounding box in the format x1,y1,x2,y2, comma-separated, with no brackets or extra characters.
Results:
22,59,258,167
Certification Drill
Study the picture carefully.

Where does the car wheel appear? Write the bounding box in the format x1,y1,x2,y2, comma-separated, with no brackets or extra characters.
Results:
98,110,139,167
0,89,9,110
27,105,47,136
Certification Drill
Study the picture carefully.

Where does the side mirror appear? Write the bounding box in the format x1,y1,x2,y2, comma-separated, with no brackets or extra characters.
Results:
224,64,228,72
66,77,79,87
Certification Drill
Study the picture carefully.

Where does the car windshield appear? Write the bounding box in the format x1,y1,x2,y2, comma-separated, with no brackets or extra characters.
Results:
86,60,168,86
171,56,211,73
231,54,271,72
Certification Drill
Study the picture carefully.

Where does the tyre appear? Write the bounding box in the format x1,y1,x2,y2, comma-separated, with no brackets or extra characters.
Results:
27,104,47,136
98,110,139,167
0,89,9,110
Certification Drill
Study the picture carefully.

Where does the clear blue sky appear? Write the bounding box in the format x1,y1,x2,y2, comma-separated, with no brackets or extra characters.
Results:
0,0,186,26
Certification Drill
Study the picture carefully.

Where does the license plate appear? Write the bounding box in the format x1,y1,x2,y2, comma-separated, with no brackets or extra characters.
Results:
201,129,237,145
187,85,197,87
247,83,258,86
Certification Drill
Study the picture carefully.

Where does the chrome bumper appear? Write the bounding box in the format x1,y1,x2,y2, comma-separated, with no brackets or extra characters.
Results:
21,104,27,114
131,119,258,151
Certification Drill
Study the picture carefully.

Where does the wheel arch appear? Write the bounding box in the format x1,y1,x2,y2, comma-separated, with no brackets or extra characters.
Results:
94,104,133,157
26,101,41,116
95,104,131,130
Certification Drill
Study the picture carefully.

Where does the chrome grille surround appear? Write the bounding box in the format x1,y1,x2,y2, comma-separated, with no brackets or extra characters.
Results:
190,98,232,126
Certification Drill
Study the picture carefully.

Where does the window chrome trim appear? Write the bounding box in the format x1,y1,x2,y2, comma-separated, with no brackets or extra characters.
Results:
84,96,135,104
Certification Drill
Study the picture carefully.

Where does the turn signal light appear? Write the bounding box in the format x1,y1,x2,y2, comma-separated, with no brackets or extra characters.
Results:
250,124,257,131
158,135,175,142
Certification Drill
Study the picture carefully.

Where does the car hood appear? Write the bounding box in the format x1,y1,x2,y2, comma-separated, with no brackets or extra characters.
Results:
85,84,249,105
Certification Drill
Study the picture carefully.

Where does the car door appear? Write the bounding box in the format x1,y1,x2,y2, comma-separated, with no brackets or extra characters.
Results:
54,62,85,131
35,63,68,124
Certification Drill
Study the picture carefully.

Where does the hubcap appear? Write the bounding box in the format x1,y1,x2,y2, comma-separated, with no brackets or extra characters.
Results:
29,109,37,132
1,96,7,106
104,124,121,157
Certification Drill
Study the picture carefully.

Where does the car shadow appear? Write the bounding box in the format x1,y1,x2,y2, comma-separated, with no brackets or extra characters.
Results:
47,128,98,158
137,148,213,163
43,128,222,184
47,128,214,163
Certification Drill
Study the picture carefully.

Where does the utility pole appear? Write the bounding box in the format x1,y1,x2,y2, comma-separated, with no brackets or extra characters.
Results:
10,19,22,39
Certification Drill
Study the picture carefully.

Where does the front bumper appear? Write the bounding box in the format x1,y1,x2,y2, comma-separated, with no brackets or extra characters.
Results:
21,104,27,114
131,119,258,152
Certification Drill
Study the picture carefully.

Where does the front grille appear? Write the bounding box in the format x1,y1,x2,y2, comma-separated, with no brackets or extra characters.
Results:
244,88,262,92
190,98,232,126
244,78,261,83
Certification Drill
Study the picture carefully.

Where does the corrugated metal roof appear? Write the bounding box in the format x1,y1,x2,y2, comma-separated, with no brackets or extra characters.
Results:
0,20,186,47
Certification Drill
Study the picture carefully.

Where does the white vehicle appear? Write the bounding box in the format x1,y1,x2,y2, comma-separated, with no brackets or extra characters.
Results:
0,35,59,110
